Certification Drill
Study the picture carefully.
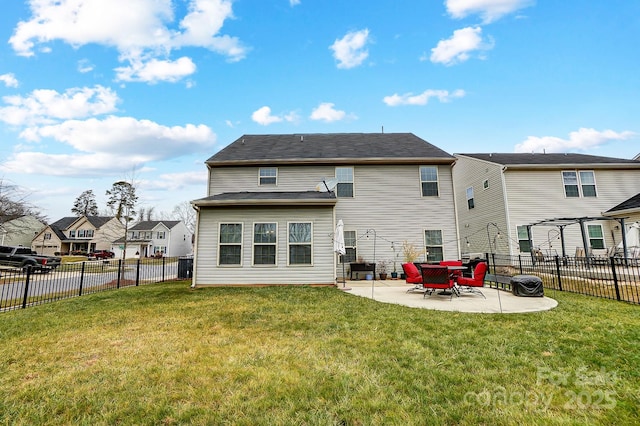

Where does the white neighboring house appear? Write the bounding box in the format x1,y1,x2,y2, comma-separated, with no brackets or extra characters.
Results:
112,221,192,258
452,153,640,258
191,133,460,286
32,216,124,256
1,215,45,247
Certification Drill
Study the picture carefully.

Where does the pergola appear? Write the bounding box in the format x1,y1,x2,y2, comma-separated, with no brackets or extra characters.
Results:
524,216,630,260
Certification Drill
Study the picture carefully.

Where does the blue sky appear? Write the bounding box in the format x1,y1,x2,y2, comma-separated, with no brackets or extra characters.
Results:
1,0,639,222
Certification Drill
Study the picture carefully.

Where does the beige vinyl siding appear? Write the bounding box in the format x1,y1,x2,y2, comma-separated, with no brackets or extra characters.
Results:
194,205,334,286
452,156,508,254
333,164,459,266
504,168,640,254
208,166,335,195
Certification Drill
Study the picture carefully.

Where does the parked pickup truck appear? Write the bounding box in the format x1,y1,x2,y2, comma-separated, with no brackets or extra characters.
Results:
0,245,62,272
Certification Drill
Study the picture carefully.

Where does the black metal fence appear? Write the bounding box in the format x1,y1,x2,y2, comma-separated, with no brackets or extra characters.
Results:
0,256,193,312
486,253,640,305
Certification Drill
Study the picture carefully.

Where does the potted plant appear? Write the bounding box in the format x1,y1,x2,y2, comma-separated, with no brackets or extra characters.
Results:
401,241,420,279
378,259,388,280
391,244,399,279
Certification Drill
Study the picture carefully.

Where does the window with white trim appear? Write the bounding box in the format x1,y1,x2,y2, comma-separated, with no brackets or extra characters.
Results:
157,231,165,239
259,167,277,185
69,230,76,238
420,166,439,196
483,179,489,190
44,232,51,240
342,230,357,263
219,223,242,265
562,171,597,198
253,223,277,265
335,167,354,198
517,226,531,253
466,187,475,209
424,230,443,262
288,222,312,265
587,224,605,249
153,246,167,255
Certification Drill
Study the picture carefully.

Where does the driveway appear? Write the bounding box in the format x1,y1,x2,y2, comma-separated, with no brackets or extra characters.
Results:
340,279,558,314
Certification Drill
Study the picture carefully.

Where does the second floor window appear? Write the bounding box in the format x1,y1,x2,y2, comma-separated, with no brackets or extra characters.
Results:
466,187,475,209
563,171,597,198
259,168,277,185
335,167,354,198
44,232,51,240
69,230,76,238
77,229,94,238
420,166,439,197
157,231,165,239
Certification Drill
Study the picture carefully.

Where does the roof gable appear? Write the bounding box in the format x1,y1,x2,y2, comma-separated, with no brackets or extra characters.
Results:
207,133,454,165
606,193,640,213
130,220,181,231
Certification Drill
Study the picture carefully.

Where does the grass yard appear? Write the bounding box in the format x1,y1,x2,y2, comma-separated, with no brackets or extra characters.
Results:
1,282,639,425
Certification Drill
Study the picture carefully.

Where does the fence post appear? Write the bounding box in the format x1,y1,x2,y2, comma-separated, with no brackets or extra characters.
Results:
554,255,563,291
117,259,122,289
162,256,166,282
22,266,32,309
610,257,621,301
79,261,86,296
136,258,140,286
518,255,523,275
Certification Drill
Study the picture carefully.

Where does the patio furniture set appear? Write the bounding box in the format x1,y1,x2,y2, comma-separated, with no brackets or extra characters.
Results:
402,260,488,300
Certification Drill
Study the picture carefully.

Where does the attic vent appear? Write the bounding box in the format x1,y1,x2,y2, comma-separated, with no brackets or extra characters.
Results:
300,135,304,142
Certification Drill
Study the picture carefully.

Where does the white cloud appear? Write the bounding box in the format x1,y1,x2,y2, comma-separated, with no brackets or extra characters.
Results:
309,102,348,122
514,128,636,153
251,106,298,125
144,170,208,191
290,0,301,6
430,26,492,65
446,0,535,24
0,85,119,126
330,29,370,69
9,0,246,83
115,57,197,83
77,59,95,73
0,73,19,88
3,116,216,176
383,89,466,106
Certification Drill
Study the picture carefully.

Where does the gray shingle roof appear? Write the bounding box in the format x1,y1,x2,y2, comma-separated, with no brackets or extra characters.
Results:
130,220,180,230
606,193,640,213
192,191,336,207
207,133,454,165
456,153,640,166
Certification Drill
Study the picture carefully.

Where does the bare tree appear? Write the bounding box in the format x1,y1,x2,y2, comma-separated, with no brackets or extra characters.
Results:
106,180,138,259
71,190,99,216
171,201,196,234
0,178,48,225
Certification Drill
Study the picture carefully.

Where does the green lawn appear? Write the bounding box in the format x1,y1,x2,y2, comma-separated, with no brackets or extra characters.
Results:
1,282,638,425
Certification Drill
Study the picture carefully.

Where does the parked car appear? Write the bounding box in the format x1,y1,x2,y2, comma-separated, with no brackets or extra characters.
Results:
90,250,115,259
0,245,61,272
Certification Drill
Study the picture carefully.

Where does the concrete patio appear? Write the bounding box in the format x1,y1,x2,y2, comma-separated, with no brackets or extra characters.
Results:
338,279,558,314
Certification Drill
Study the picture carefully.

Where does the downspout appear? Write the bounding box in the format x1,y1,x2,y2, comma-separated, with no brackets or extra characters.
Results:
450,160,462,259
500,166,513,256
191,204,201,288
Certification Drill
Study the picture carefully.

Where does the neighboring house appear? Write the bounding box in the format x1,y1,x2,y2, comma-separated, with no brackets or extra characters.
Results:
0,215,45,247
112,220,193,258
32,216,124,256
452,153,640,258
191,133,459,286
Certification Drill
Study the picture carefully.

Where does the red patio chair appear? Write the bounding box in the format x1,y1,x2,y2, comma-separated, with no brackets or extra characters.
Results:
456,261,488,298
439,260,464,279
421,265,458,300
402,262,424,292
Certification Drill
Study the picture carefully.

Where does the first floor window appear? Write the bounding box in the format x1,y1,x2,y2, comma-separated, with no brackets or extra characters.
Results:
420,166,439,197
253,223,277,265
219,223,242,265
341,230,357,263
517,226,531,253
289,222,312,265
587,224,605,249
466,187,475,209
424,230,443,262
335,167,354,198
153,246,167,255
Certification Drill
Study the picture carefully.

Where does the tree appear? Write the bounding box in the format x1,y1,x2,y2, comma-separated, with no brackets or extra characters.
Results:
0,178,47,225
71,190,99,216
106,181,138,259
171,201,196,234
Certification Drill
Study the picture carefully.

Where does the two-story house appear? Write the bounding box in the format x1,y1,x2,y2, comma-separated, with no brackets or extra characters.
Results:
33,216,124,256
112,220,192,258
1,215,45,247
452,153,640,259
191,133,459,286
